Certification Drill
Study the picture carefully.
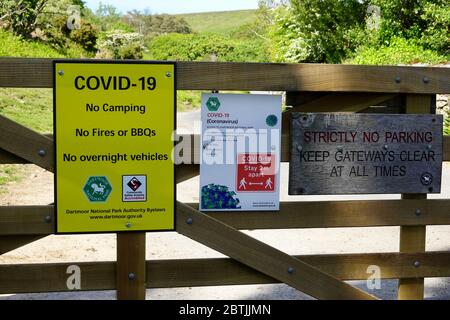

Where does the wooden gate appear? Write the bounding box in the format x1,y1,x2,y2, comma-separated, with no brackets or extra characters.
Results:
1,58,449,299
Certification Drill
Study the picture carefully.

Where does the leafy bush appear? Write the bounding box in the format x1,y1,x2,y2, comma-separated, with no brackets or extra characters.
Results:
69,20,97,52
269,1,368,63
371,0,449,55
124,12,192,41
97,30,144,59
347,37,448,65
0,0,48,38
444,117,450,136
148,33,268,62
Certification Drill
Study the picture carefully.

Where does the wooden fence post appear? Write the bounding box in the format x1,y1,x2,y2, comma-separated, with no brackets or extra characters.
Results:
398,94,434,300
116,232,146,300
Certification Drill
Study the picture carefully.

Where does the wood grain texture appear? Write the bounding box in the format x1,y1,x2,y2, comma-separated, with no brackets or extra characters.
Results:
289,113,443,195
1,134,450,165
116,232,146,300
147,251,450,288
0,115,54,172
3,199,450,235
0,262,115,293
1,59,449,93
1,251,448,294
176,201,376,300
398,94,430,300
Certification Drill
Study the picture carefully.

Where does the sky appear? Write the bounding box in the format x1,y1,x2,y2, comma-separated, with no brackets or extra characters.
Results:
83,0,260,15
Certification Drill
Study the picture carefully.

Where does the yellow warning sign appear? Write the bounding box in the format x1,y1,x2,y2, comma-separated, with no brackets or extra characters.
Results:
54,61,175,233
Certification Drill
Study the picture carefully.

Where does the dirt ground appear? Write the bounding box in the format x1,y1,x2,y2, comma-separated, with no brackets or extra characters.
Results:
0,162,449,300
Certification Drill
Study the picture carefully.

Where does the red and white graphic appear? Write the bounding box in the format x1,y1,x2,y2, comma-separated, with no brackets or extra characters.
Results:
237,153,276,192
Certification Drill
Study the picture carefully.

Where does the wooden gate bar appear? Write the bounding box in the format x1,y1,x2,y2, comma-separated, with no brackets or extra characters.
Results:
398,94,432,300
0,115,54,172
176,201,377,300
116,232,146,300
1,59,450,93
2,199,450,236
1,133,450,166
1,251,449,294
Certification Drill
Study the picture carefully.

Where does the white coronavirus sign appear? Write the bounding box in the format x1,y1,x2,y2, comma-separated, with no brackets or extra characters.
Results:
200,93,282,211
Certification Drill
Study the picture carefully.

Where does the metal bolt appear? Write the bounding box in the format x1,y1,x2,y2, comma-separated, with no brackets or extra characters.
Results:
288,267,295,274
165,71,171,77
414,261,420,268
296,145,302,152
128,272,136,280
58,70,64,76
383,145,388,150
38,149,46,157
423,77,429,84
427,144,432,150
186,217,193,225
44,215,52,223
337,145,343,152
126,222,132,228
395,76,401,83
415,209,421,216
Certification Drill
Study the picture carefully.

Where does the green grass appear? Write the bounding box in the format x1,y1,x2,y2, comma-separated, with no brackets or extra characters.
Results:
0,164,25,191
176,10,257,35
0,88,53,134
0,29,64,58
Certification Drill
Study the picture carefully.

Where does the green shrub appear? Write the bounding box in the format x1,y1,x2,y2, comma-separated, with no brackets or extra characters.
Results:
370,0,449,55
69,20,98,53
97,30,144,59
148,33,268,62
269,1,367,63
347,37,448,65
444,117,450,136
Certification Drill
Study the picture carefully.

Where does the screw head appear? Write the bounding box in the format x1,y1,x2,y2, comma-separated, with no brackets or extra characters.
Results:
395,76,401,83
415,209,421,216
44,215,52,223
58,70,64,76
126,222,132,228
38,149,46,157
383,145,388,150
186,217,193,225
414,261,420,268
427,144,432,150
128,272,136,280
296,145,303,152
423,77,429,84
288,267,295,274
337,145,343,152
165,71,171,77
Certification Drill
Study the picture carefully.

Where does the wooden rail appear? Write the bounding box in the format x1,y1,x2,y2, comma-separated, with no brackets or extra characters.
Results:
1,252,449,294
1,134,450,165
0,58,449,93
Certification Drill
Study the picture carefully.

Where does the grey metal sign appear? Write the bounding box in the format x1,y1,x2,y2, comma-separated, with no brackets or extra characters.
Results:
289,113,443,195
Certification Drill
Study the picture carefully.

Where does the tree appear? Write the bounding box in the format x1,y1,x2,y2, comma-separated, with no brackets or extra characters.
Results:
270,0,368,63
0,0,49,38
122,12,192,40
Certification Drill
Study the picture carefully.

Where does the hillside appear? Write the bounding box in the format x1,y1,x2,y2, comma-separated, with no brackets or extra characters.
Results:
176,9,257,35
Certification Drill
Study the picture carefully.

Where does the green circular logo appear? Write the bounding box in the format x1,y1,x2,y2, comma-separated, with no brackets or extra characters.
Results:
266,114,278,127
83,176,112,202
206,97,221,111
